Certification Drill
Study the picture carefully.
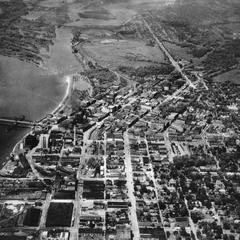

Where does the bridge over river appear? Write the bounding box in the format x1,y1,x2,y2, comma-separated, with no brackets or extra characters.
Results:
0,118,41,128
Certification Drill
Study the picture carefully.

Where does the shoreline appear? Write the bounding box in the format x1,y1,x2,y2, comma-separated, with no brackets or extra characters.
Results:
0,33,94,170
7,75,72,163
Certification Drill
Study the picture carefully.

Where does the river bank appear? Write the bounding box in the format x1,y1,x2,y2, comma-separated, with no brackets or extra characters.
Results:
0,27,82,167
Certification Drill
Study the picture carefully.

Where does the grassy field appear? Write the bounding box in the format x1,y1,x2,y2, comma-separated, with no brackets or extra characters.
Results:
66,0,171,28
82,39,166,70
214,69,240,84
38,0,75,8
163,42,193,61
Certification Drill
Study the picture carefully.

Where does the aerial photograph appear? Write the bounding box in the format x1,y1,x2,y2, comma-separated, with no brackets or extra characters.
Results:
0,0,240,239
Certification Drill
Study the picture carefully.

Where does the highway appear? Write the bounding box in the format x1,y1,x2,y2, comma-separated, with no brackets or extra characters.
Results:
142,18,196,89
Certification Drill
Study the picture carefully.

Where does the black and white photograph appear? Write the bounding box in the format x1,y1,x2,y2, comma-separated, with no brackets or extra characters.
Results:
0,0,240,239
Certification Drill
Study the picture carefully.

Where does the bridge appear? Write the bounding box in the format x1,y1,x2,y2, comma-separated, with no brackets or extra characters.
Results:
0,118,41,128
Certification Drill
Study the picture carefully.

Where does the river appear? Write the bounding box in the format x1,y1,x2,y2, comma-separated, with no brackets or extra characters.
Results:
0,27,82,167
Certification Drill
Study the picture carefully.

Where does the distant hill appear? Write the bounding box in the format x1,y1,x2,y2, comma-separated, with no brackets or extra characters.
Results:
151,0,240,75
160,0,240,25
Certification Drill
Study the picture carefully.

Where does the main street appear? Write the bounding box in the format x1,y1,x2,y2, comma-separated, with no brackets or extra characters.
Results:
123,132,140,240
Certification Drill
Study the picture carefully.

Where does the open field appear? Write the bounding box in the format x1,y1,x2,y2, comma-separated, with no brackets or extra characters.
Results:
66,0,172,28
0,0,176,65
163,42,193,61
81,39,166,70
214,69,240,84
38,0,75,8
65,7,136,28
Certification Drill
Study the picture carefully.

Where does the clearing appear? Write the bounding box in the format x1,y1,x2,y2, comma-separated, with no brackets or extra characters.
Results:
81,39,167,70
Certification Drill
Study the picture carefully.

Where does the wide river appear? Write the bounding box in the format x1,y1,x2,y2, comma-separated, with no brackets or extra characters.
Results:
0,27,82,166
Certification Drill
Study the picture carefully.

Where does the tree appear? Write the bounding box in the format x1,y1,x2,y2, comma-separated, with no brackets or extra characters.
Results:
229,235,235,240
223,221,231,230
191,211,205,224
189,181,198,193
205,200,212,209
223,234,229,240
158,201,166,210
166,231,171,238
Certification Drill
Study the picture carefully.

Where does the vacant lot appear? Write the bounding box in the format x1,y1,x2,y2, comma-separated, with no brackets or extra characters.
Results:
46,202,73,227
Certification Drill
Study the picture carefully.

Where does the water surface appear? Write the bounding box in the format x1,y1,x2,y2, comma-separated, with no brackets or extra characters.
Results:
0,27,81,166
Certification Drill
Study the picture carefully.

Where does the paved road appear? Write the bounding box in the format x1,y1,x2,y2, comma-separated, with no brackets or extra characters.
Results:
142,18,196,89
39,192,52,229
184,198,199,240
123,132,140,240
